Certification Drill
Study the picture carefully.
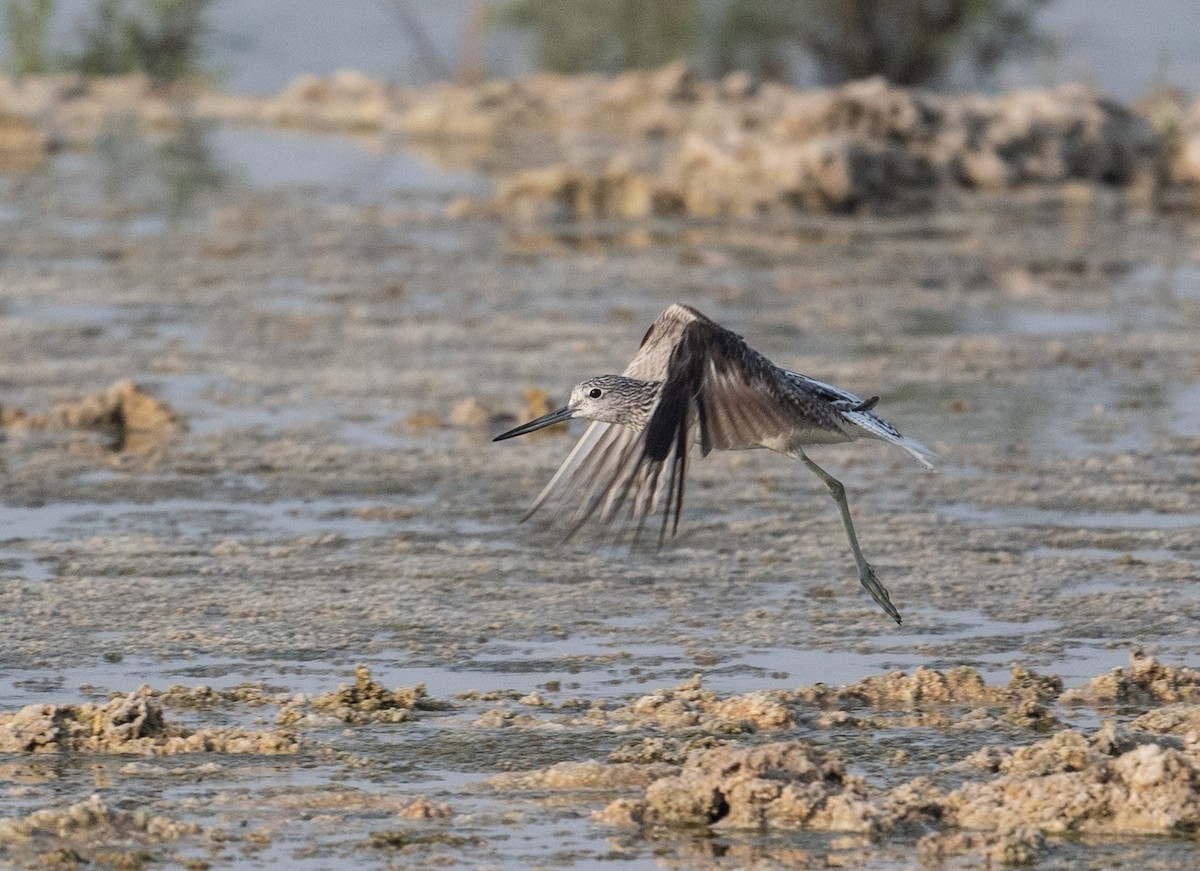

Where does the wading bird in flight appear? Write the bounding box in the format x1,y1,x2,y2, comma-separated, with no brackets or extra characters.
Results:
494,304,935,624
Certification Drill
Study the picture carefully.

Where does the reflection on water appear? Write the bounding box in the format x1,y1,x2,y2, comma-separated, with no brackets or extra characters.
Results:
0,547,54,583
941,503,1200,531
91,118,222,231
156,118,226,223
16,119,224,237
1168,380,1200,436
205,127,493,204
0,496,506,544
1028,546,1188,564
888,377,1156,462
10,122,493,241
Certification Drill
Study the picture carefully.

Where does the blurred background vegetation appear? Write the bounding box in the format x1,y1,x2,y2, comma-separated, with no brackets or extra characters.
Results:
4,0,53,74
4,0,209,80
491,0,1054,87
4,0,1053,88
4,0,1192,100
23,0,1200,99
75,0,209,80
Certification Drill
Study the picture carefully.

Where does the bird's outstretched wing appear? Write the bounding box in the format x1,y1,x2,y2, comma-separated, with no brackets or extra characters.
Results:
622,315,851,541
622,303,710,380
524,304,705,540
526,305,849,543
667,321,849,457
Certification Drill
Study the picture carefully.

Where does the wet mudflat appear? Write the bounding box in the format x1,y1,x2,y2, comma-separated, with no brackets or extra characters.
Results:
1,125,1199,869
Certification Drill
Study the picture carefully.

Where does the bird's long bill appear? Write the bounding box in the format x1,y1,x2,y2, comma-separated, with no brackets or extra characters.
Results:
492,406,574,441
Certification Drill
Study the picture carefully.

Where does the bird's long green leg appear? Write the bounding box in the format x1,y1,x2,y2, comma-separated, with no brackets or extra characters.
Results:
796,450,902,625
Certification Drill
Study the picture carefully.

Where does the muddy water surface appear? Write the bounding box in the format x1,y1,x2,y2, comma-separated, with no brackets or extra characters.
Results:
1,129,1199,868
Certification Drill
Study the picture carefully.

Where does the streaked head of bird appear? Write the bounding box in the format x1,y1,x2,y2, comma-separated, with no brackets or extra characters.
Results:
569,375,658,429
492,374,659,441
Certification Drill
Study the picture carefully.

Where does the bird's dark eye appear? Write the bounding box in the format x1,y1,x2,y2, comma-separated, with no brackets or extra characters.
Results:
589,388,603,399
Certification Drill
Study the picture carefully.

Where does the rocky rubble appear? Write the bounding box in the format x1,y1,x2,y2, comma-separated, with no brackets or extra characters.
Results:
276,664,449,725
1133,704,1200,736
791,663,1062,709
1,66,1199,215
0,111,48,169
0,690,298,755
0,794,199,841
594,741,884,831
0,795,200,867
603,674,796,733
580,666,1064,735
945,726,1200,835
457,660,1200,865
1059,651,1200,707
1174,102,1200,186
2,659,1198,867
0,379,182,454
589,721,1200,853
449,666,1072,737
488,759,672,792
496,78,1162,218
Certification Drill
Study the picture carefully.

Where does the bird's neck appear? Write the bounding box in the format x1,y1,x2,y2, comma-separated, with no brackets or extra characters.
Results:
607,378,661,430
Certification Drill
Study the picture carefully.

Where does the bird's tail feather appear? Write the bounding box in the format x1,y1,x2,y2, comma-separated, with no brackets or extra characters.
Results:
840,411,937,471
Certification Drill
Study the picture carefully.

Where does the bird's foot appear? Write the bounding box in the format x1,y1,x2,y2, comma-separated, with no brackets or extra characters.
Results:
859,562,902,625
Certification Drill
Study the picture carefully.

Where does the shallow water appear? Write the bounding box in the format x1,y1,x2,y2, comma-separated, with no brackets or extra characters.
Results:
206,127,495,204
2,124,1200,868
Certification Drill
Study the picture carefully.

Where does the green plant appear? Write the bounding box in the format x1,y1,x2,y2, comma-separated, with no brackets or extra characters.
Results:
492,0,1054,87
719,0,1053,86
491,0,697,74
76,0,133,75
4,0,54,75
75,0,210,81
